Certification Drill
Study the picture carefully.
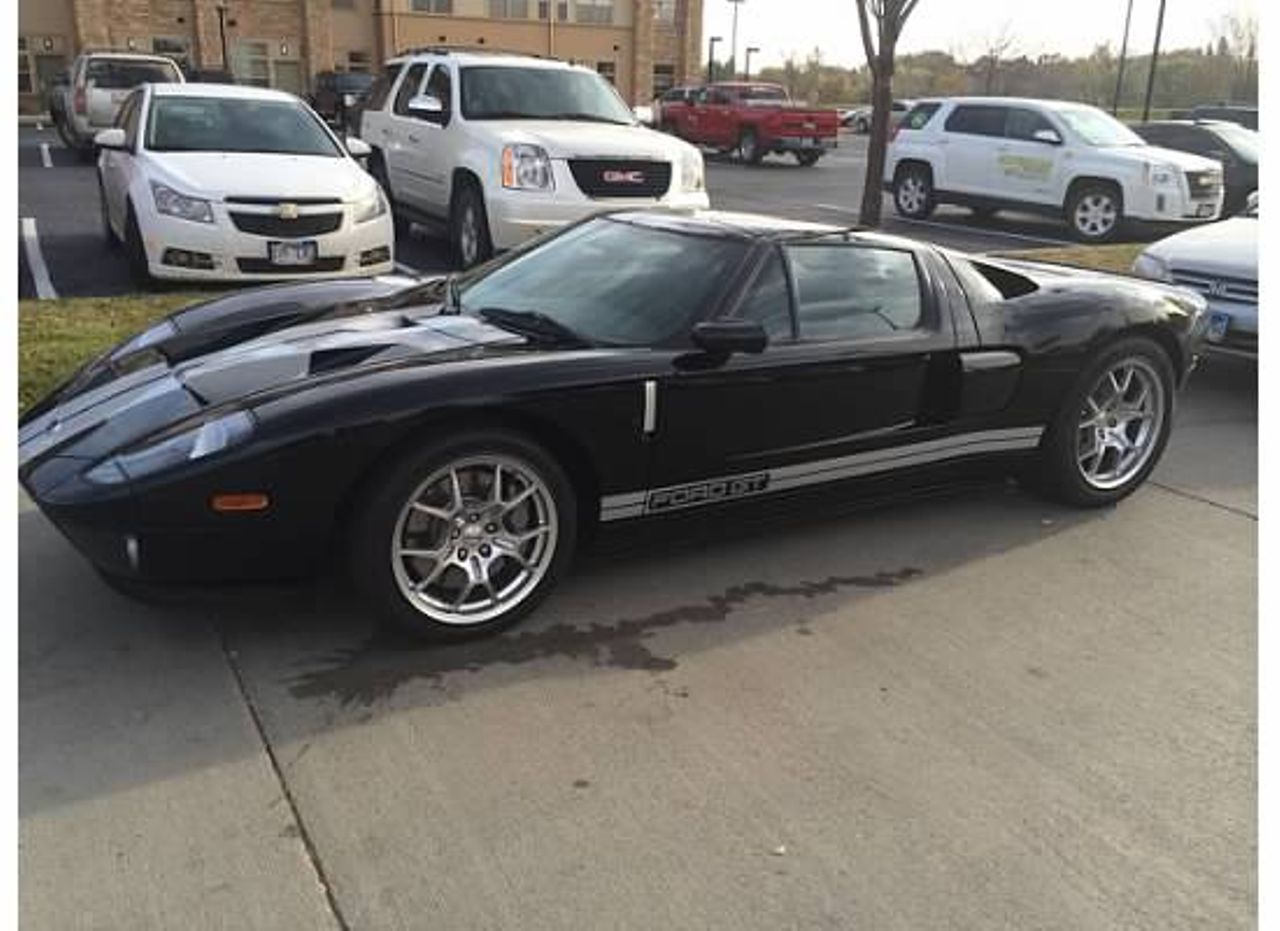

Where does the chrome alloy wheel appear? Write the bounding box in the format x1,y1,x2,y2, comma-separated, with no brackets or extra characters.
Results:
896,175,926,214
1073,192,1118,238
390,455,559,625
1075,358,1165,490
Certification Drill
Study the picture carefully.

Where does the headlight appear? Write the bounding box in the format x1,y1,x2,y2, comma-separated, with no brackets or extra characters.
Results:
1132,251,1172,282
151,181,214,224
501,144,554,190
86,410,255,485
681,147,705,192
1147,165,1178,187
353,187,387,224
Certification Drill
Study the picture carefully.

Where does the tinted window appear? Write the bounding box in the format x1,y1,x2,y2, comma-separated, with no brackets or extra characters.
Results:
118,90,143,147
365,63,403,110
944,105,1008,137
333,72,374,93
785,245,923,339
86,58,181,88
901,102,940,130
458,217,747,346
146,96,341,156
459,66,633,123
661,87,685,102
1210,123,1258,163
1005,107,1056,141
392,63,429,115
735,251,793,339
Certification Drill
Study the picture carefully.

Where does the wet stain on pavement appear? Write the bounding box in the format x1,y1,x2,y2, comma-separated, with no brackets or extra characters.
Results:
288,567,922,708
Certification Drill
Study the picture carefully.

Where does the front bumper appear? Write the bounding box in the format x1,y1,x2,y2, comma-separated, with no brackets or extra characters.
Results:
1126,177,1224,224
1199,296,1258,355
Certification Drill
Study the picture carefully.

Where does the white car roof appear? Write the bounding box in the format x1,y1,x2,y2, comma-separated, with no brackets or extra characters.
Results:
919,96,1109,111
80,51,179,63
386,50,590,72
149,83,301,103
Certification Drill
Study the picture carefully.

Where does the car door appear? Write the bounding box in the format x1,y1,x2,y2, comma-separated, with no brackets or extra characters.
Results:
648,241,958,498
383,61,431,208
416,63,455,216
938,104,1008,198
997,106,1066,206
99,89,144,236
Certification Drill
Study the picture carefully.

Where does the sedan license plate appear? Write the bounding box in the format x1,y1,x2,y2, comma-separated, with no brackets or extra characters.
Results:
269,241,318,266
1208,312,1230,342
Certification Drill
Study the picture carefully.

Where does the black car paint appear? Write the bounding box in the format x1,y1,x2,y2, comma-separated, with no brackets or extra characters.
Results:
18,212,1205,584
1134,121,1258,215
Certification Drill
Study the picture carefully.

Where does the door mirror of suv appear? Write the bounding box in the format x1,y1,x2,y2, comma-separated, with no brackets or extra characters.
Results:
94,128,127,150
1032,128,1062,145
407,94,445,122
342,93,357,108
345,137,371,158
691,320,768,356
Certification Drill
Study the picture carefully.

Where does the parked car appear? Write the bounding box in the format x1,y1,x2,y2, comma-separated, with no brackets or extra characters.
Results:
19,208,1207,641
1132,196,1257,357
358,48,708,268
885,97,1225,242
44,69,69,123
309,70,375,133
56,51,184,157
1186,104,1257,130
1133,120,1257,215
664,82,840,165
94,83,393,284
842,100,913,133
186,68,236,84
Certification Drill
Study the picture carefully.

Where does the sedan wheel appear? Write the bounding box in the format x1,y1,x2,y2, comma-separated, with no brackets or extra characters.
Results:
1074,358,1165,491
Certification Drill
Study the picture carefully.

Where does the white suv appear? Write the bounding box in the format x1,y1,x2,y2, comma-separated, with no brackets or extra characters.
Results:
884,97,1225,241
359,48,709,267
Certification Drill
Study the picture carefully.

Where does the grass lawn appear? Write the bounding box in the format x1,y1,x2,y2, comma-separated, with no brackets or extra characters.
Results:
993,243,1144,275
19,293,210,414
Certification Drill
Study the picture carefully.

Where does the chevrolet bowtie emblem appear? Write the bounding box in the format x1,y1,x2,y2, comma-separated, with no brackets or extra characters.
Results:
277,202,300,219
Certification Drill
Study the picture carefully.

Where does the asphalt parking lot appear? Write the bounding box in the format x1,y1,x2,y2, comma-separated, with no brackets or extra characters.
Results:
18,123,1256,929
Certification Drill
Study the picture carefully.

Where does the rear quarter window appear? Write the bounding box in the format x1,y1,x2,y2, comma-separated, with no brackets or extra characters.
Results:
901,102,941,131
946,255,1038,306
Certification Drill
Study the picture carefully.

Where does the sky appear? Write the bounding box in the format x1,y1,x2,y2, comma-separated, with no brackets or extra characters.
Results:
703,0,1260,71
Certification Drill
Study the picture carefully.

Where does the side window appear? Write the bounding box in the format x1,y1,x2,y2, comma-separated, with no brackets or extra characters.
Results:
365,63,403,111
784,245,924,340
1005,107,1055,141
392,62,429,116
119,91,143,148
944,105,1008,137
424,64,453,114
735,250,794,340
901,102,941,131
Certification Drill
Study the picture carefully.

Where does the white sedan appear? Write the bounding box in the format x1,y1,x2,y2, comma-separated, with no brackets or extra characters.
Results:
96,83,394,284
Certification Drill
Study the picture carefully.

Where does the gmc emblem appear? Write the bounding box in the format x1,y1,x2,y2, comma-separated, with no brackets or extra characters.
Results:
602,169,646,184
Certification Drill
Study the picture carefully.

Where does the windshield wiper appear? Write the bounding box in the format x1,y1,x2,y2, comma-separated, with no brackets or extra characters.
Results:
476,307,590,347
543,113,632,125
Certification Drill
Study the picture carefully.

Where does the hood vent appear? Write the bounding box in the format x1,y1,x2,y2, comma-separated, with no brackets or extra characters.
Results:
308,345,390,375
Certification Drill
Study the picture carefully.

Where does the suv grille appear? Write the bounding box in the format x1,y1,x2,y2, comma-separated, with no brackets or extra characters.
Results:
1184,170,1222,199
229,212,344,238
237,257,346,274
1170,269,1257,305
568,159,671,199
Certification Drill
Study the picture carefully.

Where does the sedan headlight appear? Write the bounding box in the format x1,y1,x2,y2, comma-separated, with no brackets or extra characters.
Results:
86,410,255,485
1132,251,1172,282
501,144,554,190
1146,165,1179,187
681,147,705,192
151,181,214,224
353,187,388,224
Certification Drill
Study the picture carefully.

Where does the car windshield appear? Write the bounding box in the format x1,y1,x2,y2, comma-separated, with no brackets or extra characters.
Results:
1210,123,1259,164
86,59,181,88
456,217,748,346
146,96,342,156
332,73,375,93
1056,106,1145,147
459,66,635,124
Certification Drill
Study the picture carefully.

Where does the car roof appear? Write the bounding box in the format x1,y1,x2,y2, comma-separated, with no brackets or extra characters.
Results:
79,51,179,63
386,48,586,71
916,96,1108,111
606,209,927,249
149,83,300,102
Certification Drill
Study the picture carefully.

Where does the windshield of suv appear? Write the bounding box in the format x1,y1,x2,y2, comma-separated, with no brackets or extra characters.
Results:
146,96,342,155
457,216,748,346
332,73,375,94
1210,123,1259,164
86,59,181,88
459,66,635,124
1055,106,1145,147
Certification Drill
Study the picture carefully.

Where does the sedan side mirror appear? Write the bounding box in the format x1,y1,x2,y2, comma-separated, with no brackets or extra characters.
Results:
345,137,371,158
94,128,128,150
1032,128,1062,145
342,93,357,108
691,320,768,355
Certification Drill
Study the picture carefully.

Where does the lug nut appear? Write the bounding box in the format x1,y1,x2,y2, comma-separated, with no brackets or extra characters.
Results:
467,513,478,522
485,523,497,533
457,548,468,559
479,545,491,557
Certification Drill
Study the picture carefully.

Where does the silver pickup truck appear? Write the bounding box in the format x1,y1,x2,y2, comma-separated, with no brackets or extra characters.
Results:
56,51,183,158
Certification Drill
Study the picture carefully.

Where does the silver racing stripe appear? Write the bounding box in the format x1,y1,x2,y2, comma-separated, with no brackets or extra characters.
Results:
598,426,1045,521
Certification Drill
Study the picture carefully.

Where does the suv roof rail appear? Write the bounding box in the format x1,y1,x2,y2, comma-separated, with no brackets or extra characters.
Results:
394,44,559,61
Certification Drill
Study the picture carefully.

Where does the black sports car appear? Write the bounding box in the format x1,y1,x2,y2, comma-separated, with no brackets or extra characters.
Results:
19,210,1209,640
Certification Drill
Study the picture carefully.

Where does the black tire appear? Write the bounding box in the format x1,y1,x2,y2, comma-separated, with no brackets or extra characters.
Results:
349,429,578,642
856,117,869,133
1025,336,1175,508
54,115,77,150
795,150,822,167
739,128,763,165
1065,181,1124,243
98,176,120,250
368,152,411,239
892,163,936,219
449,179,493,269
123,203,152,287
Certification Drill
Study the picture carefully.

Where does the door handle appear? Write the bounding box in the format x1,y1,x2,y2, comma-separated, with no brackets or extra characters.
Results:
408,134,421,144
380,127,390,136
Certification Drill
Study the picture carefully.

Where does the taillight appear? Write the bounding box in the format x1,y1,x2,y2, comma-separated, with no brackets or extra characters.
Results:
74,86,86,114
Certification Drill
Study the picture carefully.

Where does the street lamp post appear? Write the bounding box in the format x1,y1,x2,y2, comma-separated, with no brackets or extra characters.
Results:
1112,0,1134,114
744,46,759,81
728,0,745,80
1141,0,1167,122
215,3,231,74
707,36,722,83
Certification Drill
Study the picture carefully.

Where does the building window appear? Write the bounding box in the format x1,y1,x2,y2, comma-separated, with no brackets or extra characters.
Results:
236,40,302,93
18,38,32,94
596,61,616,85
348,51,371,72
152,37,191,75
653,0,676,22
489,0,530,17
574,0,614,24
412,0,453,12
652,63,675,96
537,0,569,19
332,0,355,7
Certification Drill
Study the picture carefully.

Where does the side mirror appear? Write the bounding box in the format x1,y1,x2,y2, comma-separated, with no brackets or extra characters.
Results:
1032,128,1062,145
345,137,371,158
342,92,357,108
691,320,768,356
94,128,128,150
407,94,445,119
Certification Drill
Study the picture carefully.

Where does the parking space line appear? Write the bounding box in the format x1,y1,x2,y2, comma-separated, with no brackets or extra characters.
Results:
20,218,59,300
39,142,52,169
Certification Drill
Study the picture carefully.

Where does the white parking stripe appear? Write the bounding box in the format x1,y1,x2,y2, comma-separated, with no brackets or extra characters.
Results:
39,142,52,169
811,203,1074,247
21,218,59,300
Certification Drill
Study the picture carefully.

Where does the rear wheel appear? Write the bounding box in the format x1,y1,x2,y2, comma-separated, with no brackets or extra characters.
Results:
856,116,869,133
739,128,763,165
350,430,577,641
893,164,935,219
795,150,822,167
450,180,493,269
1027,337,1174,507
1066,182,1123,242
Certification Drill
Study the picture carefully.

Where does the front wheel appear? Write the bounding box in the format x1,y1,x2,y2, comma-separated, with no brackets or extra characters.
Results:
893,165,935,219
98,176,120,250
1027,337,1174,507
1066,183,1123,242
123,203,152,287
350,431,577,641
450,181,493,269
739,128,763,165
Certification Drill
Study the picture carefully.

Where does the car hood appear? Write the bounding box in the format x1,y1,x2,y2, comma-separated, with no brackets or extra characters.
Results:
1144,216,1259,278
146,152,377,202
487,121,694,160
1100,144,1223,174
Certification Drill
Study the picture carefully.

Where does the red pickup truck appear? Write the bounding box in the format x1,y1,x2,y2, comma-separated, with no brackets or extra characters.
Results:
660,82,840,166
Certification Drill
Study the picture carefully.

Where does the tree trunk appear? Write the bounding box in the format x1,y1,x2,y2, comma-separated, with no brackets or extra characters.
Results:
858,60,894,227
